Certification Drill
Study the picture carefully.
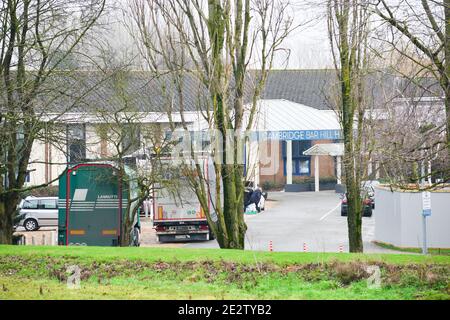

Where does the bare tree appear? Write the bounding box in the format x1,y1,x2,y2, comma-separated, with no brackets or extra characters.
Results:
374,93,449,187
371,0,450,154
0,0,106,244
92,69,179,246
327,0,372,252
128,0,293,249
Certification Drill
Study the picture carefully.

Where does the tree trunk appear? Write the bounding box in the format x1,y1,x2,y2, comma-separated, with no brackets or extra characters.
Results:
444,0,450,154
216,164,246,249
345,171,363,252
120,209,132,247
120,200,142,247
0,195,19,244
118,164,133,247
0,202,13,244
343,129,364,252
234,164,247,248
332,0,365,253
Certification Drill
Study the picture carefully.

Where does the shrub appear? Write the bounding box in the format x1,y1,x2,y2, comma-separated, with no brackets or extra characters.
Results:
319,177,337,184
330,261,369,286
291,177,337,184
23,185,59,198
262,181,284,191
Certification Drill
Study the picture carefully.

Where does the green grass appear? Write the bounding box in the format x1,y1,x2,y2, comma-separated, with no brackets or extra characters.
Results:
2,245,450,264
0,245,449,300
374,242,450,256
2,273,447,300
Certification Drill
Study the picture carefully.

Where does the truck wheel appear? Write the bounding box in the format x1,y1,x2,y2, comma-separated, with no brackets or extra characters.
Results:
24,218,39,231
132,227,140,246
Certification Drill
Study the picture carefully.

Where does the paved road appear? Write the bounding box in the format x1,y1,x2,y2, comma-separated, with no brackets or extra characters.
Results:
14,192,397,253
185,191,396,253
14,227,58,245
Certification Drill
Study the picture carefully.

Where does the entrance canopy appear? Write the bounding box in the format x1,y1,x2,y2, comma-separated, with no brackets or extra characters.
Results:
303,143,344,156
303,143,344,191
249,100,344,189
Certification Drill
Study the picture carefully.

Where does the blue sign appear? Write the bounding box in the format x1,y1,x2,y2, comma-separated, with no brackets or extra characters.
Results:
166,129,342,142
267,130,342,141
422,209,432,217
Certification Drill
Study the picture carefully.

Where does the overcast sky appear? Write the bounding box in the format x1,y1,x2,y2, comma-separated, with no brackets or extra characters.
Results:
104,0,333,70
281,1,333,69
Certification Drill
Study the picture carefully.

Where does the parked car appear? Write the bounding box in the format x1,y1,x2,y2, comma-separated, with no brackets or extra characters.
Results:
340,195,373,217
340,181,378,217
15,196,58,231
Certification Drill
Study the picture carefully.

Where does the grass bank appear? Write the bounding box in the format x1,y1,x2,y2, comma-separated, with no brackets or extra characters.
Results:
0,245,449,300
374,241,450,256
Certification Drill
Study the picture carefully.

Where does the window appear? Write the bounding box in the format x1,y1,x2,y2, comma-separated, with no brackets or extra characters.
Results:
67,124,86,164
282,141,312,176
283,158,311,176
39,199,57,209
299,159,310,174
122,124,141,154
22,199,38,209
283,141,312,158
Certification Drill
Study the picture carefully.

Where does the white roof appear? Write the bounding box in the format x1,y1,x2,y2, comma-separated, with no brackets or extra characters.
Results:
303,143,344,156
163,99,342,133
45,111,202,124
252,99,341,131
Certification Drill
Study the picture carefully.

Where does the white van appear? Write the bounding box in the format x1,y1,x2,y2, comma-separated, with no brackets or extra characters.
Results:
16,196,58,231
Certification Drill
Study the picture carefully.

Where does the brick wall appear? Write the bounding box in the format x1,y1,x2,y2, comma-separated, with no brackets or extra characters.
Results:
310,140,335,178
259,140,336,187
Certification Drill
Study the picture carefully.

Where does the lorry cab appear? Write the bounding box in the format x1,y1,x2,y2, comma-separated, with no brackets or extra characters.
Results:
153,155,216,243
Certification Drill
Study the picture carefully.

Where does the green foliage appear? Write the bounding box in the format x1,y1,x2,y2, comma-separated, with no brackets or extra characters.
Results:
291,177,337,184
319,177,338,184
262,181,284,191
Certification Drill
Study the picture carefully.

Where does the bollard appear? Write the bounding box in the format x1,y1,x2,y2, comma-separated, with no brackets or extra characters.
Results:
303,242,308,252
42,234,46,246
269,240,273,252
339,245,343,253
31,236,35,246
50,231,57,246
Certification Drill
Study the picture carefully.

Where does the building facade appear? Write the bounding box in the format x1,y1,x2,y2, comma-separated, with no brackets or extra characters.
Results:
27,70,439,190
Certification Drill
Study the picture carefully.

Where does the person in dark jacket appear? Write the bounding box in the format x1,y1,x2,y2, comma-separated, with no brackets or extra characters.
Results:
244,188,263,212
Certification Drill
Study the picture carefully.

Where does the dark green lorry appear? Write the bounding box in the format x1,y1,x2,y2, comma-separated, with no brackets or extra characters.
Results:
58,163,140,246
